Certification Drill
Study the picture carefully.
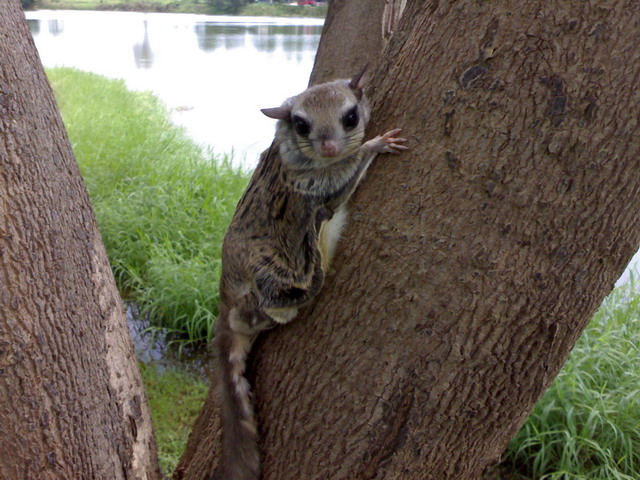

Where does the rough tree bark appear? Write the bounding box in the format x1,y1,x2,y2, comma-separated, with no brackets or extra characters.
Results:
309,0,407,86
309,0,387,86
0,2,161,479
180,1,640,479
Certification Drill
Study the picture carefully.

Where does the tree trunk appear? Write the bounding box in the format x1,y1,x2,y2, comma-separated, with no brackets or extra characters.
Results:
180,1,640,478
309,0,387,85
0,2,161,479
309,0,409,86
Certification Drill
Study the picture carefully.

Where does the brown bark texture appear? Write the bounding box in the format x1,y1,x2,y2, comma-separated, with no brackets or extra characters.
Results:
180,0,640,479
0,2,161,479
309,0,387,86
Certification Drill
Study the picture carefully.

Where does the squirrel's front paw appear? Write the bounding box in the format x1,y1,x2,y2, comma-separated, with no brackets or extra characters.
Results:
366,128,409,154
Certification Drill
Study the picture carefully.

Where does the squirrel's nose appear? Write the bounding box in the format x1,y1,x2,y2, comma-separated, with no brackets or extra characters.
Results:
319,138,339,157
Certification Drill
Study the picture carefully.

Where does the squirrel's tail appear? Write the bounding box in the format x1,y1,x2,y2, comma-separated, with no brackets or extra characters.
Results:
214,307,260,480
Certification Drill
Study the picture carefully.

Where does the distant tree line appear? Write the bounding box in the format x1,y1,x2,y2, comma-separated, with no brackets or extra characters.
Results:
21,0,36,8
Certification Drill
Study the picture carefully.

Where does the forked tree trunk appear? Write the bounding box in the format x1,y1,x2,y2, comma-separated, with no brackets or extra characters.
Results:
0,2,161,479
179,0,640,478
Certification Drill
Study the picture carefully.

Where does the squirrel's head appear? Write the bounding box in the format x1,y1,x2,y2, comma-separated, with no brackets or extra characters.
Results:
262,66,371,168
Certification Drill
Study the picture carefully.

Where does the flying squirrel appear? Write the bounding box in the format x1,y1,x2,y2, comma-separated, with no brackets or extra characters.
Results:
212,67,407,480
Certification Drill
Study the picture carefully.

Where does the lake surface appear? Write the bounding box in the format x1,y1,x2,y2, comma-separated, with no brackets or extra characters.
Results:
25,10,323,165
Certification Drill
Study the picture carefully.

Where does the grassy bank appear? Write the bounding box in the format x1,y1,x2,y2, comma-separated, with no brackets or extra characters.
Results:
49,67,248,343
49,68,215,473
140,364,207,473
30,0,327,17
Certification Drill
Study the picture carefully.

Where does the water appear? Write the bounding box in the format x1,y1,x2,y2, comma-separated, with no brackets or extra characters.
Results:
25,10,324,166
126,303,212,376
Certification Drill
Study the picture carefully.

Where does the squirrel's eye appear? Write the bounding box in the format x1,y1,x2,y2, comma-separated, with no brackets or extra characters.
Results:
292,115,311,137
342,106,359,130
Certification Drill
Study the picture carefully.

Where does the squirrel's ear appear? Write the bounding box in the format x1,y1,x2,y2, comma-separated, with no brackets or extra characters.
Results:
348,64,369,97
261,105,291,120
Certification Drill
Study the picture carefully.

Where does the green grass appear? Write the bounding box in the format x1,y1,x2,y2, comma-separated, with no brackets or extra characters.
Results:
504,281,640,479
139,363,208,474
49,67,248,343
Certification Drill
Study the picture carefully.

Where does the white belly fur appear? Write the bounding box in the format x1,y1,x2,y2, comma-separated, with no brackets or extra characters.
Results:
318,205,348,273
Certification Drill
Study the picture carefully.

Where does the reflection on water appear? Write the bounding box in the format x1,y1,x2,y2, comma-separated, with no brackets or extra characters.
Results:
133,20,154,68
127,303,212,375
195,24,247,51
28,18,39,35
48,19,64,36
26,10,323,165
